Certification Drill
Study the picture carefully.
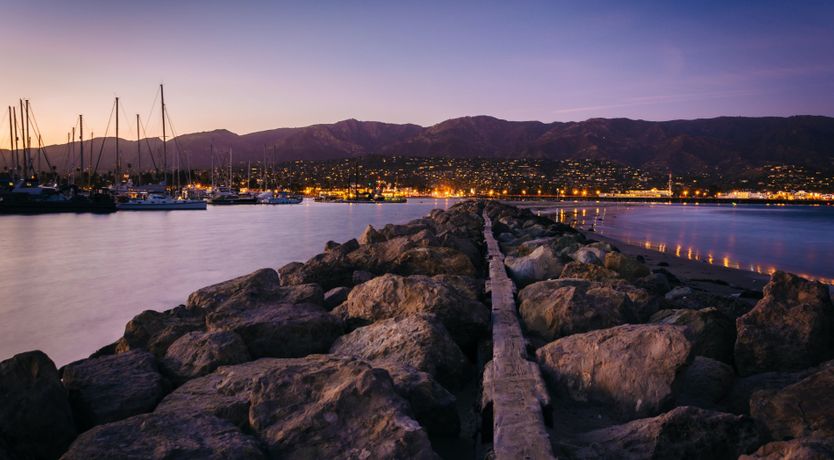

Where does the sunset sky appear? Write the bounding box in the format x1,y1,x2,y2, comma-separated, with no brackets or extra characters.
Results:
2,0,833,146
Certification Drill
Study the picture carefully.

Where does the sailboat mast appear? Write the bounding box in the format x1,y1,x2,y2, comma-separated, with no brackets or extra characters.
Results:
229,148,232,189
136,114,141,183
160,84,167,187
7,106,13,181
12,107,19,180
115,97,120,185
79,115,84,187
24,100,31,178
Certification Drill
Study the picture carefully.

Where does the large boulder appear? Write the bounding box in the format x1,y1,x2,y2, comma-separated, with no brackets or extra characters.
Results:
431,274,484,301
61,412,266,460
560,261,619,281
750,366,834,440
62,350,168,430
723,362,831,415
330,314,471,389
160,331,251,385
604,252,651,281
188,268,324,310
378,363,460,437
504,245,564,286
602,279,660,321
676,356,735,410
392,247,477,277
334,274,490,350
742,438,834,459
205,303,343,359
537,324,693,420
651,308,736,364
278,239,359,290
0,351,76,460
115,305,205,358
358,224,385,245
323,286,350,309
568,406,761,460
518,279,638,342
157,356,437,459
666,287,754,319
735,272,833,376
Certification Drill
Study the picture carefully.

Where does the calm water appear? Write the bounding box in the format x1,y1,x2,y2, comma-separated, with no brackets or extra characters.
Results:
0,199,459,366
555,203,834,284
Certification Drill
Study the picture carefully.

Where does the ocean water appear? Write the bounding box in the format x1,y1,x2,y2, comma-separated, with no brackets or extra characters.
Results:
553,202,834,284
0,199,459,366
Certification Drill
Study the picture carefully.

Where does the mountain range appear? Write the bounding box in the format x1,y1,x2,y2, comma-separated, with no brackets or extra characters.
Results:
4,115,834,175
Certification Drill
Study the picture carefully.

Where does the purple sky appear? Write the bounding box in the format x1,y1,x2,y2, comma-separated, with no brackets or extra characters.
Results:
2,0,833,145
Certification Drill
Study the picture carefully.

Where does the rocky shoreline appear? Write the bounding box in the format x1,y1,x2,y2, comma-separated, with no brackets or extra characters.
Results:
1,200,832,459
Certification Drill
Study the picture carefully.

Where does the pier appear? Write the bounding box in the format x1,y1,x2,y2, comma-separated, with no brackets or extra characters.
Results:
482,211,555,459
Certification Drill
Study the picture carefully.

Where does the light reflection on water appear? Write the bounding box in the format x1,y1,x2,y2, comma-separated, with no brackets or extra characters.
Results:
0,199,459,366
552,203,834,285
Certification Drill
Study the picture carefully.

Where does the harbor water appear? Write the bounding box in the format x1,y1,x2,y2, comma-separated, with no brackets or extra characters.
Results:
554,202,834,284
0,199,459,366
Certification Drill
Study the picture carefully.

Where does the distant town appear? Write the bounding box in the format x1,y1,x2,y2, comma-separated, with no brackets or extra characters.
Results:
4,156,833,202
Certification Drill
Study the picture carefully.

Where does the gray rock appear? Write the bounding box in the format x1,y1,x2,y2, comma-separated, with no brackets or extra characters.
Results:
160,331,250,385
519,279,638,342
0,351,76,460
206,303,343,359
537,324,693,420
334,273,489,350
677,356,735,409
323,286,350,309
750,366,834,440
188,268,324,310
158,356,437,459
560,261,620,281
651,308,736,364
604,252,651,281
63,350,167,429
115,305,205,358
504,245,564,286
358,224,386,245
352,270,375,285
330,314,471,389
61,412,266,460
735,271,833,376
569,406,761,460
379,363,460,437
572,246,602,265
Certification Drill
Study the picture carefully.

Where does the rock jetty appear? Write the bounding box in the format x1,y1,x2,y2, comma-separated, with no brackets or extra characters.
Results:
0,200,832,459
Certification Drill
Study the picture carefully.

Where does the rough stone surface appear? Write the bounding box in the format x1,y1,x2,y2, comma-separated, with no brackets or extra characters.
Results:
323,286,350,309
568,406,761,460
0,351,76,460
188,268,324,310
735,271,833,376
742,438,834,459
160,331,251,385
724,363,831,415
61,412,266,460
651,308,736,364
504,245,564,286
604,252,651,281
393,247,477,277
537,324,693,419
518,279,637,342
560,261,619,281
378,363,460,437
158,356,437,459
572,246,603,265
115,305,205,358
330,314,471,389
358,224,385,245
206,303,343,359
334,273,489,350
750,366,834,440
677,356,735,410
62,350,167,430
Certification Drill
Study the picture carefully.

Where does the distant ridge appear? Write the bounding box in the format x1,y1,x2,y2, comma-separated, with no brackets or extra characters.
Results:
6,115,834,175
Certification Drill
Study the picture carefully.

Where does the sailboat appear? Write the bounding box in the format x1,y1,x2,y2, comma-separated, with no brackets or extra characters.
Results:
117,85,206,211
0,101,116,214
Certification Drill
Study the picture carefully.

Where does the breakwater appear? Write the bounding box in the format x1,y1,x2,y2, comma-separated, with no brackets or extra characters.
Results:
0,200,832,459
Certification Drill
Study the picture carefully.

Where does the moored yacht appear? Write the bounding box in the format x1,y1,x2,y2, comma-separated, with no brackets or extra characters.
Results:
117,192,206,210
